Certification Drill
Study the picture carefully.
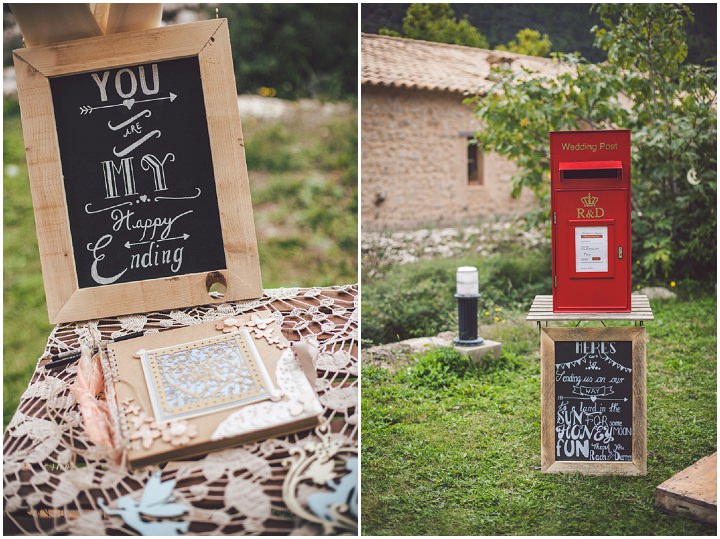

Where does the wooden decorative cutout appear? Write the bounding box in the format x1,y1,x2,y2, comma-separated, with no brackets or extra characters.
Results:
13,19,262,323
540,327,646,475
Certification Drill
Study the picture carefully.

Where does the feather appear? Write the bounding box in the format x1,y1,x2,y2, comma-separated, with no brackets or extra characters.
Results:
69,347,115,452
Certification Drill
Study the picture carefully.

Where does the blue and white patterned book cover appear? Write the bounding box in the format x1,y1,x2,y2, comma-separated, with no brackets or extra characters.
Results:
140,330,274,421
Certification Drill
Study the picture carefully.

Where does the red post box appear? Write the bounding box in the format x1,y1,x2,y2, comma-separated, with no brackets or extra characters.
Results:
550,130,631,312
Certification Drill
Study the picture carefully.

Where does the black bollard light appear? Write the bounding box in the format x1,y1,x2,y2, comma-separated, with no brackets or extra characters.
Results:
453,266,484,346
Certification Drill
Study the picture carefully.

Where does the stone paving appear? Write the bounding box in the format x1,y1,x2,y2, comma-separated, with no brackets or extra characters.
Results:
362,218,549,277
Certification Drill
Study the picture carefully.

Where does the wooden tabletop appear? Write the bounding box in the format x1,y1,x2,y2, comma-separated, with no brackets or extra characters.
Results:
527,294,654,322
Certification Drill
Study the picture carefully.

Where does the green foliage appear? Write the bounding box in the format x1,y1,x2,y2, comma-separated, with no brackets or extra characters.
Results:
484,249,552,304
362,248,550,345
593,4,691,72
399,347,476,391
399,347,525,392
363,4,715,66
246,123,304,173
247,114,358,288
592,4,717,283
2,5,23,67
211,4,357,100
314,115,359,191
467,54,627,205
361,259,457,346
362,295,717,535
497,28,553,57
4,106,55,426
468,4,716,283
379,4,489,48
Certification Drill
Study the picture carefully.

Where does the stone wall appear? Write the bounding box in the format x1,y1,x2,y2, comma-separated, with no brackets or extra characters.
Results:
362,85,537,230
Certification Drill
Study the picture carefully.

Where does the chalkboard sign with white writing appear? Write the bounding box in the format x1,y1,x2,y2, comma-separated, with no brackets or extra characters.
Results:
540,327,646,475
14,20,262,323
554,340,633,462
50,57,227,288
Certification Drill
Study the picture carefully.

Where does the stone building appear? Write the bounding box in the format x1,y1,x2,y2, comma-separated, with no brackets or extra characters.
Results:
361,33,563,230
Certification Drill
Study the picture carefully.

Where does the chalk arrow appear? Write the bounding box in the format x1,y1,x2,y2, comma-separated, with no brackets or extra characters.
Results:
134,93,177,106
79,92,178,115
124,234,189,248
559,396,628,402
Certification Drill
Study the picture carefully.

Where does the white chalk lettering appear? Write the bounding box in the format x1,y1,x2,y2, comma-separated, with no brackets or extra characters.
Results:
113,130,161,157
108,109,152,132
130,242,184,273
139,64,160,95
140,153,174,191
101,157,136,198
115,68,138,99
555,342,632,462
91,71,111,102
111,208,192,241
87,235,127,285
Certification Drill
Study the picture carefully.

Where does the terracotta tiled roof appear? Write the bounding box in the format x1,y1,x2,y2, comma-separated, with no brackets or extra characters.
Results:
362,32,565,95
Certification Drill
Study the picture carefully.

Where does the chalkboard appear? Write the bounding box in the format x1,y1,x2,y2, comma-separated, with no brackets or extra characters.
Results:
554,340,632,462
14,20,262,323
49,56,227,288
540,327,646,475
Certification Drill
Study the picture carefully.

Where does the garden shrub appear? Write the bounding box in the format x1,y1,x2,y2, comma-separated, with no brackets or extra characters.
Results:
398,347,525,391
399,347,475,390
362,249,550,345
245,123,306,173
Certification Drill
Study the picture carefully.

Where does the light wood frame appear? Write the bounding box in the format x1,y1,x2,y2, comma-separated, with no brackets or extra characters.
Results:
540,327,647,475
13,19,262,323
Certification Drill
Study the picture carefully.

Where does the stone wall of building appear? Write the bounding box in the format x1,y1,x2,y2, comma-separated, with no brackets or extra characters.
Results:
362,85,537,230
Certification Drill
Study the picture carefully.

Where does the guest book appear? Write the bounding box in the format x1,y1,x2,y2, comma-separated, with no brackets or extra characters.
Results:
104,311,323,468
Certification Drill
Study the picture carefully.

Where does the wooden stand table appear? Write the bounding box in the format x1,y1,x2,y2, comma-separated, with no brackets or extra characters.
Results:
527,294,654,327
529,294,654,475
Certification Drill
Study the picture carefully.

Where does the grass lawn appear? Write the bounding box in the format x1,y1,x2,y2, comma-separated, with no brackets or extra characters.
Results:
3,98,357,427
3,102,55,427
361,294,717,535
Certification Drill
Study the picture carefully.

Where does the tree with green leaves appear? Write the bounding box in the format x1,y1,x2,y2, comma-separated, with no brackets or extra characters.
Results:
212,4,357,101
468,4,716,282
497,28,552,57
379,3,489,48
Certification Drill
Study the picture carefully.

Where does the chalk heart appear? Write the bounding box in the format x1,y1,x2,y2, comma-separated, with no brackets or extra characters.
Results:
123,98,135,110
590,396,597,402
139,194,148,202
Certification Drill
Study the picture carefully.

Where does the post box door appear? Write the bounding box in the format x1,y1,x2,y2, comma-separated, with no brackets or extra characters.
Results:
553,189,630,311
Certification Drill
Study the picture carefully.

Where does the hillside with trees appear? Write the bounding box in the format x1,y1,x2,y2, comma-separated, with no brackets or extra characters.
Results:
363,3,716,64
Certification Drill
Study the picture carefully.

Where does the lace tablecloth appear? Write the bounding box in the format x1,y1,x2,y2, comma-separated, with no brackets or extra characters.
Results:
3,285,358,535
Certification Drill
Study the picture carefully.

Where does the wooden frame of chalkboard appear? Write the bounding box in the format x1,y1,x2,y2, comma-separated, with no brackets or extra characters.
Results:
540,327,646,475
13,19,262,323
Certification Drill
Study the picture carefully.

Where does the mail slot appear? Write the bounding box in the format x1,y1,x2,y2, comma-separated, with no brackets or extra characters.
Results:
550,130,631,312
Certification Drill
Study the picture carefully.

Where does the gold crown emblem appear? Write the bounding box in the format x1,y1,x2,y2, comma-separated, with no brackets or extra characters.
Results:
581,193,598,207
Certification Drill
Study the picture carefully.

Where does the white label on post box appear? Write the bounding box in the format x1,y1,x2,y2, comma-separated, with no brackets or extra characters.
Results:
575,226,608,272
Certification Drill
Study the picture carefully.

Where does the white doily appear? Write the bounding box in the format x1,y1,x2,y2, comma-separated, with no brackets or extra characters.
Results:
3,285,358,535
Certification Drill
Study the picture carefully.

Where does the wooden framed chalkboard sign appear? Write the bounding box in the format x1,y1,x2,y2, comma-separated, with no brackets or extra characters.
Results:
13,19,262,323
540,327,646,475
